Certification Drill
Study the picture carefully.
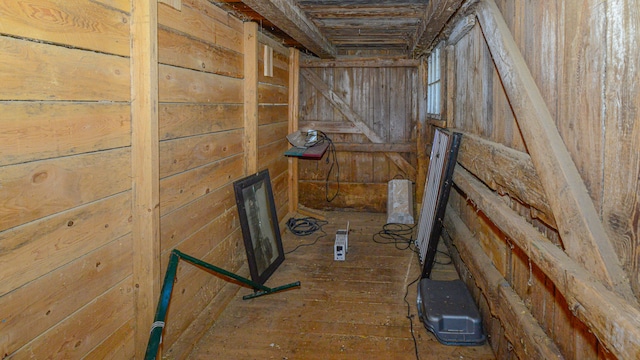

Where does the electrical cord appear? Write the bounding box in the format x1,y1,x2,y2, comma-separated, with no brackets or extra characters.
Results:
308,131,340,202
284,217,328,254
405,273,422,360
372,223,419,253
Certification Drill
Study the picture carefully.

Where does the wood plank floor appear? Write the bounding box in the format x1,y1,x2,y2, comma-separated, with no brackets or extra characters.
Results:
188,212,495,359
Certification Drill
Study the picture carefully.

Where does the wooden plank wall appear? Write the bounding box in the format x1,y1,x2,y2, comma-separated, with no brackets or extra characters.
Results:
156,1,247,358
0,0,291,358
258,34,291,225
445,1,639,359
0,1,135,358
298,65,418,212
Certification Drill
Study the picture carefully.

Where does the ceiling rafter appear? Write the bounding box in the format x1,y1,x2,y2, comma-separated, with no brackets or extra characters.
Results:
241,0,337,58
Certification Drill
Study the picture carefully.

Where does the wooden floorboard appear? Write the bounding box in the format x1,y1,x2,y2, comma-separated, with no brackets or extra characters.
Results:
188,212,495,359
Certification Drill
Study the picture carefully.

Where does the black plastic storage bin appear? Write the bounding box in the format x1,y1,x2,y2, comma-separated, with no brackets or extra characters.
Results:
416,278,486,346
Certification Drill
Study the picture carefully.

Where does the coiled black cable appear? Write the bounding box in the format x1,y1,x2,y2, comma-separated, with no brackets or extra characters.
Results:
285,217,328,254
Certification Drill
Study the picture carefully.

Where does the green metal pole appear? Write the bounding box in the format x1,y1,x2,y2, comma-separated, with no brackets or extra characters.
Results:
145,250,180,360
144,249,301,359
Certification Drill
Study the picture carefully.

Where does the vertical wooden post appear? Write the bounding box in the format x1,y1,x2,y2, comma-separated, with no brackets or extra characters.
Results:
415,58,429,207
288,48,300,214
131,0,159,357
244,22,259,175
445,45,456,125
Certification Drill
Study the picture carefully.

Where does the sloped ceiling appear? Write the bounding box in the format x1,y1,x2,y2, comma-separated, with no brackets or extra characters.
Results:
212,0,467,59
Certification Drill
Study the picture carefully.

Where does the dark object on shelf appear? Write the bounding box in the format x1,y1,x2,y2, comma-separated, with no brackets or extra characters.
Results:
284,142,329,159
417,278,486,346
234,169,285,285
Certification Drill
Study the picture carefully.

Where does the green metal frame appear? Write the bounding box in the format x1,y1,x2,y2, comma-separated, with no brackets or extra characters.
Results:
145,249,300,360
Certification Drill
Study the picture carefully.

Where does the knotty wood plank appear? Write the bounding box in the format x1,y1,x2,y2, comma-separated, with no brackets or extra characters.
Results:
0,0,130,56
475,0,634,301
0,193,131,297
158,26,243,78
0,149,131,232
85,319,135,359
0,237,131,355
13,278,134,359
158,0,242,53
257,138,288,169
160,129,244,178
160,183,235,252
301,68,416,178
258,83,288,104
159,64,243,103
260,104,289,126
257,122,288,147
159,154,244,216
0,36,130,101
454,165,640,359
241,0,336,58
131,0,160,357
0,102,130,167
159,103,243,140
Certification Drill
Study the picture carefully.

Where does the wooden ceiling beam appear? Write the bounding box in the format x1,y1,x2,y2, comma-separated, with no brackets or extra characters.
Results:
301,57,419,68
410,0,466,56
241,0,336,58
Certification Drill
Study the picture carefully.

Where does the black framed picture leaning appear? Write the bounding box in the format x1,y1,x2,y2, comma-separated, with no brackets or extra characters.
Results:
233,169,285,285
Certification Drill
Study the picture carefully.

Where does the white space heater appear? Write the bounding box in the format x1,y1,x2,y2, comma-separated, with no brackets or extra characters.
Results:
387,179,414,224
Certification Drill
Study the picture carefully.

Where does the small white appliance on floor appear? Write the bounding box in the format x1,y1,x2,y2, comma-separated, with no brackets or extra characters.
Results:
334,221,349,261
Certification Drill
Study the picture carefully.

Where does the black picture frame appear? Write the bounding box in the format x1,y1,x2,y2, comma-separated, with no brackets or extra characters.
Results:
233,169,285,285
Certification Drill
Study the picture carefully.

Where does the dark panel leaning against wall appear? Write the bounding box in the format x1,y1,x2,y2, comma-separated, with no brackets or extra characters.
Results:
0,0,135,358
